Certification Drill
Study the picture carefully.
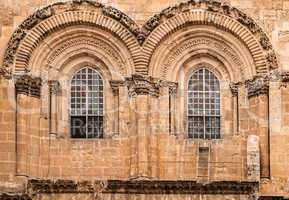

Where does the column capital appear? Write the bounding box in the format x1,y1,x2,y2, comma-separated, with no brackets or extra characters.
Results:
48,80,60,95
109,80,126,96
245,76,269,98
15,74,42,98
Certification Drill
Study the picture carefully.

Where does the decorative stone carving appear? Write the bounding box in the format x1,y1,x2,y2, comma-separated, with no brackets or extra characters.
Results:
0,0,278,77
157,80,178,95
266,50,278,69
105,180,259,194
46,38,126,75
48,80,60,95
246,76,269,98
280,72,289,88
27,179,107,194
229,83,240,97
2,6,54,75
247,135,260,181
0,193,31,200
160,38,244,79
260,33,272,50
15,75,42,98
126,74,160,97
110,80,126,96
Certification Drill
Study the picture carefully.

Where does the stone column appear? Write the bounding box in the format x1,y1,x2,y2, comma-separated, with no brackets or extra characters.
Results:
230,83,240,134
48,80,60,135
15,75,42,178
247,77,270,178
126,75,165,179
0,74,16,181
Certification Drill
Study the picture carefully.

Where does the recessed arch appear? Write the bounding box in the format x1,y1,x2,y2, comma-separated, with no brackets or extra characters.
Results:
143,0,278,76
29,26,132,79
0,0,278,78
150,26,253,82
1,0,141,77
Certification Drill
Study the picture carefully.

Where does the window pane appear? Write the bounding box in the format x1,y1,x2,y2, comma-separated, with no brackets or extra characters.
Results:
71,116,86,138
188,68,221,139
87,116,104,138
70,67,104,138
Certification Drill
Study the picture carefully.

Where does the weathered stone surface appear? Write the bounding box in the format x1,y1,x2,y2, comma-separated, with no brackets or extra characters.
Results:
0,0,289,200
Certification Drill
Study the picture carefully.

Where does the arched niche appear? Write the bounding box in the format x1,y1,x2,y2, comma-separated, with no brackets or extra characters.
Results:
1,0,140,77
29,26,133,80
149,26,255,82
144,1,278,77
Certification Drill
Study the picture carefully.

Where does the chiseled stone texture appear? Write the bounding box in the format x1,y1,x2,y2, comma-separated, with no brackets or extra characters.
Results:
0,0,289,199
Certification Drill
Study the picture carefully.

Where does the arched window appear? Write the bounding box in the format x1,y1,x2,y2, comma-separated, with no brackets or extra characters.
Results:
187,68,221,139
70,67,104,138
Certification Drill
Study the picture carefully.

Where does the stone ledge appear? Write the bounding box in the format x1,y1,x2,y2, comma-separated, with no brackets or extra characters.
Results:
26,179,258,195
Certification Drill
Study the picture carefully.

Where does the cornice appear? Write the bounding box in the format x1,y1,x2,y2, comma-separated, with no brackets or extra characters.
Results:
25,179,258,195
15,75,42,98
0,193,31,200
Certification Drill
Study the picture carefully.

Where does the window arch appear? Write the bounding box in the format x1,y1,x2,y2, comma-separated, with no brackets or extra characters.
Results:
187,68,221,139
70,67,104,138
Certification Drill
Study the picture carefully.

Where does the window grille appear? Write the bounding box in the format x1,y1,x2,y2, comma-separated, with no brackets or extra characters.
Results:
70,67,104,138
187,68,221,139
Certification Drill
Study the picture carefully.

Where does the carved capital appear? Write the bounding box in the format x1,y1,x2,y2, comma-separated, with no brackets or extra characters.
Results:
229,82,241,97
15,75,42,98
126,74,160,97
48,80,60,95
109,80,125,96
280,72,289,88
157,80,178,95
246,77,269,98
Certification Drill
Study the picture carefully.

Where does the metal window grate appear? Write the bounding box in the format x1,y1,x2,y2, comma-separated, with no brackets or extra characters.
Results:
70,67,104,138
187,68,221,139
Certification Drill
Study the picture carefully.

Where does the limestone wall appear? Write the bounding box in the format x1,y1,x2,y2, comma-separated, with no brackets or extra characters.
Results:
0,0,289,198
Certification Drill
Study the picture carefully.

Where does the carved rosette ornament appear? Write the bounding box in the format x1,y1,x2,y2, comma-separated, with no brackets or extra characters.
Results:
246,76,269,98
15,75,42,98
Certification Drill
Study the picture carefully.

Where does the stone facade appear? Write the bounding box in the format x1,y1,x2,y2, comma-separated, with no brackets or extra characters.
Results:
0,0,289,200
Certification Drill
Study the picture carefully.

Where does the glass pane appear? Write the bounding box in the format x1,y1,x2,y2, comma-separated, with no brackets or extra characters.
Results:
70,67,104,138
71,116,86,138
87,116,104,138
188,68,221,139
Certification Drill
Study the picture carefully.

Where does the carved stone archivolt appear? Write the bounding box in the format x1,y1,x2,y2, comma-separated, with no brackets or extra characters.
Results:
1,0,278,77
49,37,127,75
158,38,245,79
15,75,42,98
